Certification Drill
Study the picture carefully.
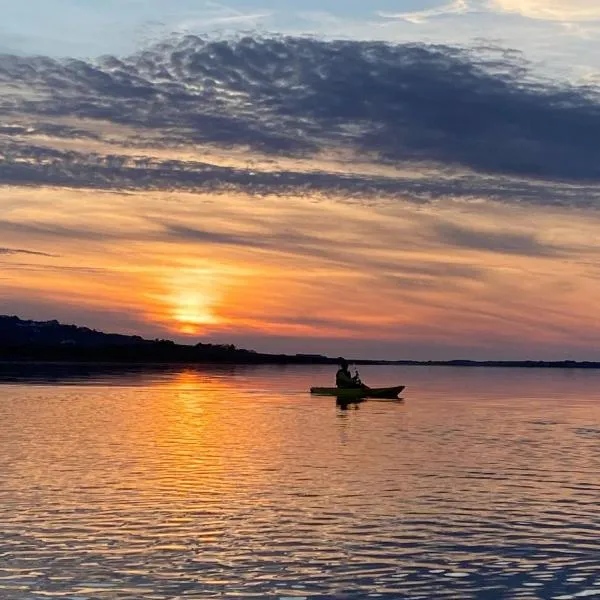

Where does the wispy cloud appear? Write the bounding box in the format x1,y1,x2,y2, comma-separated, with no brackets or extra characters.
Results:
378,0,472,24
174,1,272,30
433,221,564,256
490,0,600,22
0,220,127,242
0,247,55,257
4,179,600,359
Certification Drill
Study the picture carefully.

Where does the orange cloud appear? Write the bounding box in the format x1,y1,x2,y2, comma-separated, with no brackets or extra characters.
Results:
2,184,600,358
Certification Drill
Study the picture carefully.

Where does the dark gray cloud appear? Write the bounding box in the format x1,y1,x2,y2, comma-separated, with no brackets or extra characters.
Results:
0,123,101,139
2,139,600,207
2,35,600,199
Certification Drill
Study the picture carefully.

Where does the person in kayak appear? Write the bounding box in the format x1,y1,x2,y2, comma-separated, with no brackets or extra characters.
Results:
336,358,364,389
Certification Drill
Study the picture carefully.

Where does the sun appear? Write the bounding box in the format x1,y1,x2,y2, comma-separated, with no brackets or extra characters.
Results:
172,291,219,334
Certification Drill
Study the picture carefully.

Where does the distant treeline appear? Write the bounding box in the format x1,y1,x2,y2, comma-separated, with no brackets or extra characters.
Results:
0,343,339,364
0,315,335,364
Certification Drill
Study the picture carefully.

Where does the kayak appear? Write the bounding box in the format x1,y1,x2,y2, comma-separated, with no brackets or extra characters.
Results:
310,386,405,399
310,385,405,399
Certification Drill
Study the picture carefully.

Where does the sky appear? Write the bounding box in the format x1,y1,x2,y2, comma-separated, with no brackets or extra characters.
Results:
2,1,600,360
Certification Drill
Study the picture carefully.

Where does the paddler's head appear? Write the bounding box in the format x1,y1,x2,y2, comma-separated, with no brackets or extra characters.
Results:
338,357,349,370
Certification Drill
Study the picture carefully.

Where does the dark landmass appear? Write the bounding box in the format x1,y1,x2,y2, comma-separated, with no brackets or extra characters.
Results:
0,315,337,364
1,315,600,369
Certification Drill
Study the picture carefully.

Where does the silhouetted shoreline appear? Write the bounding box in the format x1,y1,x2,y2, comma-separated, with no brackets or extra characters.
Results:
2,316,599,369
2,358,600,370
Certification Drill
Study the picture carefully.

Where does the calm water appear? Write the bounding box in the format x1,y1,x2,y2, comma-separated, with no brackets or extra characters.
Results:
1,364,600,599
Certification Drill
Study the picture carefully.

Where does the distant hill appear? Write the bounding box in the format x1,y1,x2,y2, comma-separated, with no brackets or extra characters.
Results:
0,315,334,364
0,315,147,347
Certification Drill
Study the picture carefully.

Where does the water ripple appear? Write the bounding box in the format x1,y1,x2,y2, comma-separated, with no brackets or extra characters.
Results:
1,365,600,599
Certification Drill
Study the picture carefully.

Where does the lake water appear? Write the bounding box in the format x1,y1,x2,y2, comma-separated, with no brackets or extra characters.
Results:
1,364,600,599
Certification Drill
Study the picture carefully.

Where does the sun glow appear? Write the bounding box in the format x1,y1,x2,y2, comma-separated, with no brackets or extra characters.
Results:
171,290,220,334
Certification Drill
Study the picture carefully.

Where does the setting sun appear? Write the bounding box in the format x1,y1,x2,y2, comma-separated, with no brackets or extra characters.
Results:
171,290,220,334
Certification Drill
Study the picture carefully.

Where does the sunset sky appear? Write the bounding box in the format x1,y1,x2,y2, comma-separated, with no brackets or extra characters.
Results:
2,0,600,360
